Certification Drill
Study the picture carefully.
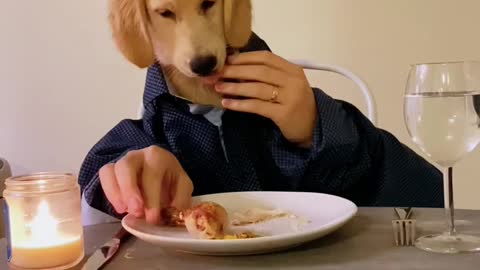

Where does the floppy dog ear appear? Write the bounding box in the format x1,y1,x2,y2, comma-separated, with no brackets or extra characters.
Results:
224,0,253,48
108,0,155,68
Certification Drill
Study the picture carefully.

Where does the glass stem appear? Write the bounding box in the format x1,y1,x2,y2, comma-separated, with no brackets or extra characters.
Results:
445,167,456,236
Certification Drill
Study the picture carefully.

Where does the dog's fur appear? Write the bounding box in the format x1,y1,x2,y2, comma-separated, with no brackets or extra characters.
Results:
109,0,253,106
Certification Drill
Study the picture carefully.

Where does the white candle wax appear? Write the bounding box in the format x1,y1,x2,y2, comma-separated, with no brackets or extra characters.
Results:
11,237,84,269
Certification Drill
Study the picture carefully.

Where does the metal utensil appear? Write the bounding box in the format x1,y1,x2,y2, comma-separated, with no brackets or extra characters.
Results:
82,227,131,270
392,207,416,246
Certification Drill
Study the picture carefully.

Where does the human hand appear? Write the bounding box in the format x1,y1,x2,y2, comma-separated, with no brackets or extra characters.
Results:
98,146,194,224
215,51,317,147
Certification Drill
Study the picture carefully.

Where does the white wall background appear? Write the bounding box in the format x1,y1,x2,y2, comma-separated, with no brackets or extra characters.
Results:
0,0,146,174
1,0,479,209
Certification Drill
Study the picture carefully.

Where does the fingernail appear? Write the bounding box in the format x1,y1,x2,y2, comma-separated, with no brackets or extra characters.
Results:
117,201,127,213
227,54,238,63
222,99,232,107
146,209,161,225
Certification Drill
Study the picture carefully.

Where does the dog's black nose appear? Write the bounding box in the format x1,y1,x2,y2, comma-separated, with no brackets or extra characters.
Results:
190,55,217,76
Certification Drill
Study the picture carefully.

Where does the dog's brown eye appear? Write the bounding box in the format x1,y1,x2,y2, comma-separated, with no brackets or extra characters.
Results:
158,9,176,19
201,0,215,12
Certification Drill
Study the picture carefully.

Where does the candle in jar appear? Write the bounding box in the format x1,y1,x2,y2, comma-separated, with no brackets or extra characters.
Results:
8,200,84,269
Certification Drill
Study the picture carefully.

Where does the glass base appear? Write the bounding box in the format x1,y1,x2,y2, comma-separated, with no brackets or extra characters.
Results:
8,251,84,270
415,233,480,254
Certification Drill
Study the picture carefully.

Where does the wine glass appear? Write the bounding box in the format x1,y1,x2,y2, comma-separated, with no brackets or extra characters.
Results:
404,61,480,254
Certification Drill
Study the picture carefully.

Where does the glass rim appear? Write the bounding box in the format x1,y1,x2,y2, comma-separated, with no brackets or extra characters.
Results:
5,172,78,194
410,60,480,66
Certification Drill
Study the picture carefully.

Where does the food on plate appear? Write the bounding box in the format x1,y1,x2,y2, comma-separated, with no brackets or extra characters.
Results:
231,208,291,226
162,202,229,240
223,231,258,240
184,202,229,240
161,202,297,240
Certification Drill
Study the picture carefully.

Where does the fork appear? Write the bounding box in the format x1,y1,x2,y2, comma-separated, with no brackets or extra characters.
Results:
392,207,416,246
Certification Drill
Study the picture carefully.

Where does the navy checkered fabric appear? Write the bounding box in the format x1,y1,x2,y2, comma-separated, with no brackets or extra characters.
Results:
79,34,444,218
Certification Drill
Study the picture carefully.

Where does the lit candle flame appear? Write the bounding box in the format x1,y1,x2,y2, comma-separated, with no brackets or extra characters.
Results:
8,199,79,248
27,201,59,245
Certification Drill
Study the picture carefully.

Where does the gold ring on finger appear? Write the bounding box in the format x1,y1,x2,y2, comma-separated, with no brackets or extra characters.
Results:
270,88,279,103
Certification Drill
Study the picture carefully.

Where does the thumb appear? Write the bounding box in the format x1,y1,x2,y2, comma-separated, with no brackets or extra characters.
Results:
141,161,165,225
170,173,194,210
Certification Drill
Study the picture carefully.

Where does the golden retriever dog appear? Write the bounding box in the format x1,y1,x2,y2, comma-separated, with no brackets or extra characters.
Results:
108,0,253,106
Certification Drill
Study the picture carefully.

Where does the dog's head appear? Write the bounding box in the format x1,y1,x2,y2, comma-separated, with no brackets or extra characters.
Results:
109,0,252,78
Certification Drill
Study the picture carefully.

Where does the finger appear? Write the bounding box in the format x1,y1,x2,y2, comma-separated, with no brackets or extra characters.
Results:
221,65,286,86
115,151,145,218
170,173,194,210
227,51,302,75
141,150,166,225
215,82,282,103
222,98,280,120
99,164,127,214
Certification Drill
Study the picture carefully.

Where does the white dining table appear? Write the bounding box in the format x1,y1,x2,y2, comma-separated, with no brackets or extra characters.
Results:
1,208,480,269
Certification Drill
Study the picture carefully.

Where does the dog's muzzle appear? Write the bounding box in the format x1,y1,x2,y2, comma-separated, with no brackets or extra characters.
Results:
190,55,218,77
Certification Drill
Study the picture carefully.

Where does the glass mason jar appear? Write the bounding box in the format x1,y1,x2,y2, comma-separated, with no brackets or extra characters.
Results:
3,173,84,270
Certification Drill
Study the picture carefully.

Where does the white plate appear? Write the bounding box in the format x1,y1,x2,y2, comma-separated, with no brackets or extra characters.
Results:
121,191,357,256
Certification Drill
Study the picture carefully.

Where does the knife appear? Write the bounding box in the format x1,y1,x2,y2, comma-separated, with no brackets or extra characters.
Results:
82,227,132,270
